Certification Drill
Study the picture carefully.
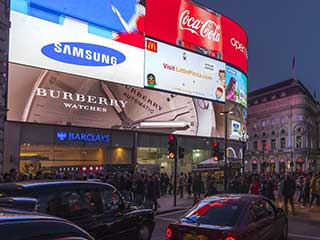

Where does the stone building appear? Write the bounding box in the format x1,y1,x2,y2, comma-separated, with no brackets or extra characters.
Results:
247,79,320,173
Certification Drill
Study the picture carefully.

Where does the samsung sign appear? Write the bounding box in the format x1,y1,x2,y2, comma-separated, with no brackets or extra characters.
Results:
41,42,126,66
56,131,111,143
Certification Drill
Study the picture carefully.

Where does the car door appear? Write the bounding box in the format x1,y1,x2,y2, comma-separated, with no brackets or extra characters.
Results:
242,207,260,240
90,186,139,240
251,199,276,240
44,187,104,232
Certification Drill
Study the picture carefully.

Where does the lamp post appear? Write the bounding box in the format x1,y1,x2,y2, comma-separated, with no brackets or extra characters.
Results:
239,133,249,175
220,110,233,193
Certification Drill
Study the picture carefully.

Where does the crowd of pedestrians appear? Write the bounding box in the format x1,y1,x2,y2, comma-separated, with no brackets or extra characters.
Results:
1,168,320,214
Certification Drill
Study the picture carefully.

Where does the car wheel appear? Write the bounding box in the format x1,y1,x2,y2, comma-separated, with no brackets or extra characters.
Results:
280,223,288,240
138,224,151,240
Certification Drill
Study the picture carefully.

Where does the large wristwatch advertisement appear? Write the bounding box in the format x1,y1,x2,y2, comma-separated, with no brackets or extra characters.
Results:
8,63,225,138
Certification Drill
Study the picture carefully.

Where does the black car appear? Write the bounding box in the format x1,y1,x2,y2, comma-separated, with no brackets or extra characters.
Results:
166,194,288,240
0,181,155,240
0,202,94,240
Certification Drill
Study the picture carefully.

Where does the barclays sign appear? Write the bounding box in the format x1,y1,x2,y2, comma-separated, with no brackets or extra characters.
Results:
56,131,111,143
41,42,126,66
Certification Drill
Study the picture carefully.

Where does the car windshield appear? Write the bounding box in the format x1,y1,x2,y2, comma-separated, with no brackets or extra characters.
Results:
182,199,243,227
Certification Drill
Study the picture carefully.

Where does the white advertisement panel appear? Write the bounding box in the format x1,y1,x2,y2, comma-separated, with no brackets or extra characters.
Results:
9,10,144,87
230,120,242,140
144,38,226,102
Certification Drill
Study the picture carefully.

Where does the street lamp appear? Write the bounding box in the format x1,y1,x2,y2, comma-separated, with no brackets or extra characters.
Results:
220,110,233,193
239,132,249,175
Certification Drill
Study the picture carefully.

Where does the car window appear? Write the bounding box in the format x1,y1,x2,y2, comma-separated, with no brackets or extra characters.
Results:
46,188,103,218
252,199,275,220
182,200,243,227
101,187,123,211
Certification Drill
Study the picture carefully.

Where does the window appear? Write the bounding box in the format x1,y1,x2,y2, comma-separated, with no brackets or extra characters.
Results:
101,187,123,211
297,115,303,121
262,140,267,150
182,201,243,227
271,119,275,125
281,117,286,124
254,123,257,129
254,141,258,151
296,136,302,149
271,139,276,150
252,199,275,220
46,189,103,219
280,138,286,149
262,121,266,127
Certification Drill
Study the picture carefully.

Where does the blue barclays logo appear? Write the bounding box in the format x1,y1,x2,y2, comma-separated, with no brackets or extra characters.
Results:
41,42,126,66
57,131,67,141
56,131,111,143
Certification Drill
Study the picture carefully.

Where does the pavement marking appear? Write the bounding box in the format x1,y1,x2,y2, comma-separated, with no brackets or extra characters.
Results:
156,209,188,217
289,234,320,240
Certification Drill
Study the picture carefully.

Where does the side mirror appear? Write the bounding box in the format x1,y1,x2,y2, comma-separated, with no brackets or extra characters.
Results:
0,197,38,211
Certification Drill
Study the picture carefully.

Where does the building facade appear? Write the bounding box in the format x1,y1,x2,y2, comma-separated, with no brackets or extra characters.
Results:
247,79,320,173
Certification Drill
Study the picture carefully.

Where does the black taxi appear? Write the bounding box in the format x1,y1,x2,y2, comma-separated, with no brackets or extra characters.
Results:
0,181,155,240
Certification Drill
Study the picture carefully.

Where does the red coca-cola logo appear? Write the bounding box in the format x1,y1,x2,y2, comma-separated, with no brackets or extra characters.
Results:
178,10,221,42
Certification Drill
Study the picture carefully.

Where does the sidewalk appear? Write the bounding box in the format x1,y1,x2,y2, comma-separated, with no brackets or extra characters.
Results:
156,194,194,215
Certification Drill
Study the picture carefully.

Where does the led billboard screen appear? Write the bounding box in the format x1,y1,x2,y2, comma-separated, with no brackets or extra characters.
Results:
226,100,247,139
9,0,145,87
145,0,248,74
225,65,247,107
145,38,226,101
8,63,225,138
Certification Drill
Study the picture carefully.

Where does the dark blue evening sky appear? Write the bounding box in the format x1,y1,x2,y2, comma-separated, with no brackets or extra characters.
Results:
198,0,320,97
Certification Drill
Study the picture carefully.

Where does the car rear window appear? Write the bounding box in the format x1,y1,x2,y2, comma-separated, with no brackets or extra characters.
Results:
182,200,243,227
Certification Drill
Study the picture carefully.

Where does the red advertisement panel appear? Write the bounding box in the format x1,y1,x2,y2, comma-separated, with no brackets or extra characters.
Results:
145,0,248,74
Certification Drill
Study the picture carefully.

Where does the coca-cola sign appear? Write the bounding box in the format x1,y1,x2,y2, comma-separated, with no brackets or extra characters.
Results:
145,0,248,75
178,10,221,42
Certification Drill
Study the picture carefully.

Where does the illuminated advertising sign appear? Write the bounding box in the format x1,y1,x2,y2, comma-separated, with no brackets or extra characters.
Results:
225,65,247,107
145,0,248,74
56,131,111,143
9,0,145,87
226,101,247,139
8,63,225,138
145,38,226,101
230,120,241,140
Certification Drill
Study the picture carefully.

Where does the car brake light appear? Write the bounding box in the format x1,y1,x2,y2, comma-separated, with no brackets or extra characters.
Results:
225,237,237,240
166,227,173,239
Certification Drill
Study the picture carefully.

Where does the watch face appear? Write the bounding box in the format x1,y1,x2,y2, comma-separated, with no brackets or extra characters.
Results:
9,63,224,137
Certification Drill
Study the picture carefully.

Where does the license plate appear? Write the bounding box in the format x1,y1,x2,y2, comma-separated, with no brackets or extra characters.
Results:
183,233,208,240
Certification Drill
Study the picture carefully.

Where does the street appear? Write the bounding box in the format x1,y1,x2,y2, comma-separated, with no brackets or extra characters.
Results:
152,208,320,240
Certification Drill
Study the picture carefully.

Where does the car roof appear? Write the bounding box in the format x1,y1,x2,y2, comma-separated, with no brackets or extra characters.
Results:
203,194,262,205
0,207,68,223
0,180,115,191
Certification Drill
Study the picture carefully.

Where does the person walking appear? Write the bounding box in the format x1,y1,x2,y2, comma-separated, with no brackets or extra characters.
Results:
178,172,184,198
281,174,296,215
302,176,310,207
310,173,318,208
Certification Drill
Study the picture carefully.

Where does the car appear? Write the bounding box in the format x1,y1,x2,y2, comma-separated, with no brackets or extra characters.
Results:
0,197,94,240
0,181,155,240
166,194,288,240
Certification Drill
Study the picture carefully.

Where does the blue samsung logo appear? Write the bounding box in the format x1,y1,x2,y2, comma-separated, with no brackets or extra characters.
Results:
41,42,126,66
56,131,111,143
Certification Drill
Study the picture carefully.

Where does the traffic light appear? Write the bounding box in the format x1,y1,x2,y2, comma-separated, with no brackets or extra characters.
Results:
212,142,220,161
178,147,185,159
168,135,177,159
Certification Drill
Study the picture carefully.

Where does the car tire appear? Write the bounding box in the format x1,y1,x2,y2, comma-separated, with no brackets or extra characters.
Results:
138,224,151,240
280,223,288,240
